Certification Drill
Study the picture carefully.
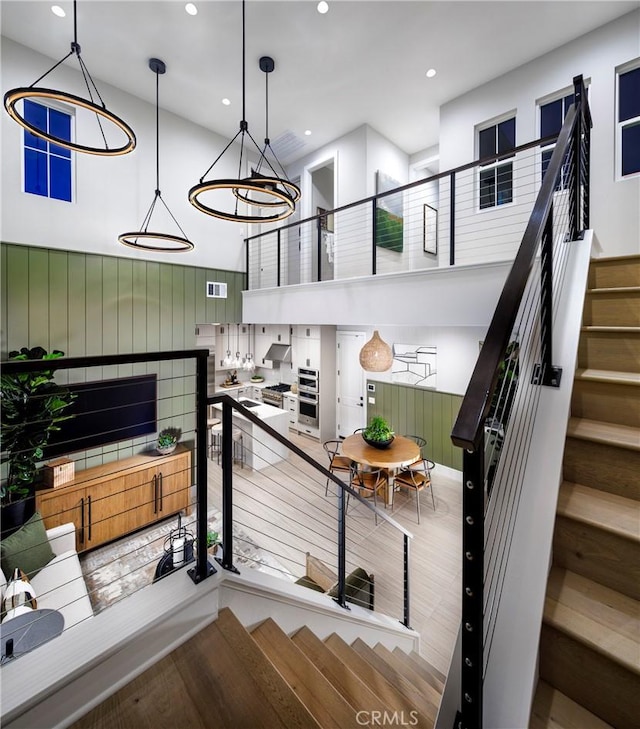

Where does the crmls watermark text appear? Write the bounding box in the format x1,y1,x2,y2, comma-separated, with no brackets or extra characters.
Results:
356,710,420,726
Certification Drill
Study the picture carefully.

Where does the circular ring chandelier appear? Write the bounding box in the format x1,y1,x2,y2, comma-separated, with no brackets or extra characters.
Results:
118,58,194,253
189,0,300,223
3,1,135,156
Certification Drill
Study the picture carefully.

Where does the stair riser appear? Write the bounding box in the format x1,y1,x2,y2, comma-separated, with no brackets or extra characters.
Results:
588,259,640,289
583,291,640,327
539,624,640,729
578,330,640,371
553,516,640,601
564,437,640,500
571,380,640,428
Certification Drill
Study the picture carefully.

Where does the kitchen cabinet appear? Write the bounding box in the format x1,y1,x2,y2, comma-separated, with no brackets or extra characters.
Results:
284,394,298,429
292,325,321,370
255,324,291,369
37,447,191,552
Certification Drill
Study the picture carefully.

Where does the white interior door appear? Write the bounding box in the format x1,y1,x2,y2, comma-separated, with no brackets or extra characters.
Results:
336,331,366,438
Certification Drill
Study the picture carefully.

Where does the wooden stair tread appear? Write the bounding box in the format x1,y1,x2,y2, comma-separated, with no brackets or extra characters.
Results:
392,647,445,693
558,481,640,541
581,325,640,333
350,638,440,722
214,609,321,728
544,567,640,675
575,368,640,386
530,680,615,729
291,626,390,715
409,650,447,686
587,286,640,295
323,633,432,727
567,418,640,451
250,619,356,729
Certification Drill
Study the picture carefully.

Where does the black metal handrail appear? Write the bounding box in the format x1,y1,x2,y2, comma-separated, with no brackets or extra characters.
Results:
450,75,591,729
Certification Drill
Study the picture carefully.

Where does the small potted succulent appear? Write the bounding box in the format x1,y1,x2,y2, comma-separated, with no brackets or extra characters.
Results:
156,427,181,455
207,529,221,556
362,416,395,449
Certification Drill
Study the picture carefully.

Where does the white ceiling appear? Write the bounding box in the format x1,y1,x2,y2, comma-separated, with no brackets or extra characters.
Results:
2,0,638,164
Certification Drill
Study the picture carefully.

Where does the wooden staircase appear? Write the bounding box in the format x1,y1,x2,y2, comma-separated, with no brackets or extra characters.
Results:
530,255,640,729
69,607,444,728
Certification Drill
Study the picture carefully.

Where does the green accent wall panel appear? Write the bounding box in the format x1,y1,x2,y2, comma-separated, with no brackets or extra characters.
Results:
131,260,147,354
67,252,87,364
6,246,29,355
29,247,49,350
367,380,463,471
85,255,103,357
49,250,69,359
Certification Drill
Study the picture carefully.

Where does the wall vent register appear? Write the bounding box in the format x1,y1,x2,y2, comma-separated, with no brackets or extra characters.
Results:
206,282,228,298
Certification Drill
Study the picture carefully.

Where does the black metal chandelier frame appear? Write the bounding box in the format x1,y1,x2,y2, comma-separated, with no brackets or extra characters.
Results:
119,58,194,253
188,0,301,223
3,0,136,157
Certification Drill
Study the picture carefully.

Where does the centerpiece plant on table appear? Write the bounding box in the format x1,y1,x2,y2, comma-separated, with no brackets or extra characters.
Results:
362,416,395,448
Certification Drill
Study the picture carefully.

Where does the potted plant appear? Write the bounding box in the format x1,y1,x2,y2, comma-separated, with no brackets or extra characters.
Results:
206,529,220,555
1,347,76,532
362,415,395,449
156,427,181,455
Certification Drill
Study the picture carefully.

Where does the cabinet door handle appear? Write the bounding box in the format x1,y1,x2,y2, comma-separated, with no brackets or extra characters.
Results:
159,472,163,512
153,474,158,514
80,497,85,543
87,495,92,541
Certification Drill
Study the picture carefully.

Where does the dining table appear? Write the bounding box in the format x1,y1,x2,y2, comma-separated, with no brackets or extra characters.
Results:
341,433,421,507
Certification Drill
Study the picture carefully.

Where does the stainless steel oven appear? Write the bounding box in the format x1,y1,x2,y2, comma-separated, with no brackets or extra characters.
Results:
298,390,319,427
298,367,319,394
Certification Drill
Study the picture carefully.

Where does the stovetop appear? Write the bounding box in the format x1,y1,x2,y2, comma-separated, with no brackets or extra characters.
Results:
263,383,291,393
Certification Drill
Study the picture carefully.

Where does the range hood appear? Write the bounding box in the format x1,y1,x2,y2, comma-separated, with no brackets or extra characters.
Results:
265,343,291,362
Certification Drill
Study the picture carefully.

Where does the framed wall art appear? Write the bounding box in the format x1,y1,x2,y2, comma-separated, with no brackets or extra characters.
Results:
375,171,403,252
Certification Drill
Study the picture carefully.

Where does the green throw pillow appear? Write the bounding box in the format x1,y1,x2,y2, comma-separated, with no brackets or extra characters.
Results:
0,511,55,580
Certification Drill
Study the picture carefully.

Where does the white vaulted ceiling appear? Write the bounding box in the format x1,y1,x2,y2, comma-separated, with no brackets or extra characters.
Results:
1,0,638,164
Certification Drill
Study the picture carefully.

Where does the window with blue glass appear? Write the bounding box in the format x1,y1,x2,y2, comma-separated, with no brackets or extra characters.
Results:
477,116,515,209
23,100,72,202
618,63,640,178
540,93,574,190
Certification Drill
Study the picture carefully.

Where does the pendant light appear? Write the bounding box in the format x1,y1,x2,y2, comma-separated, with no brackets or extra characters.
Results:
119,59,194,253
188,0,300,223
222,325,233,368
233,56,301,209
243,324,255,371
4,0,135,156
232,324,243,369
359,331,393,372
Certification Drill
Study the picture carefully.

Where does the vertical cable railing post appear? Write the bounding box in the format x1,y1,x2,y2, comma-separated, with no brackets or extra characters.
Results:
450,171,456,265
333,485,348,609
277,229,281,287
402,534,411,629
189,351,215,583
460,445,485,729
219,398,239,573
371,198,378,275
316,216,322,282
533,202,562,389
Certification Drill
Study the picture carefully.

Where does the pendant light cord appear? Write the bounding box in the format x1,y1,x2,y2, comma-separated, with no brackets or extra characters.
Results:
155,68,161,194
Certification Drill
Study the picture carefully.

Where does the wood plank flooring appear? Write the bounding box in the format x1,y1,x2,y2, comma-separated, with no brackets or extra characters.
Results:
207,430,462,675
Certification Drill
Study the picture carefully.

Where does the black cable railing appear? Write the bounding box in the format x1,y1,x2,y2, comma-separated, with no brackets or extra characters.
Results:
449,75,591,729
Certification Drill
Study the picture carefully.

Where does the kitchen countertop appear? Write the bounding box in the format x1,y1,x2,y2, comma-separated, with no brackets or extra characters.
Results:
212,398,288,418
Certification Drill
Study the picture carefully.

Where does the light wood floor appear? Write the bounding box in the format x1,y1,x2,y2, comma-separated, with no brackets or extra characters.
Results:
207,430,462,675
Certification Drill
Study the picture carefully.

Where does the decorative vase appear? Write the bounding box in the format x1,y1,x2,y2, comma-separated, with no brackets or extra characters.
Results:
363,434,395,449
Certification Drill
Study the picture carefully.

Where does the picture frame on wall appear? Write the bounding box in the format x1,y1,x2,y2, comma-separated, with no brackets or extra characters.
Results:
423,203,438,255
375,171,404,252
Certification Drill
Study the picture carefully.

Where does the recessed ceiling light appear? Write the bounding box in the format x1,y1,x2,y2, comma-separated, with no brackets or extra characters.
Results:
51,5,65,17
426,68,437,78
185,3,198,16
317,2,329,14
304,130,312,136
222,98,231,106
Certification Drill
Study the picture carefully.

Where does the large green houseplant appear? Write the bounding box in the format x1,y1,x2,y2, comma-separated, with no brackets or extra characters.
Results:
362,415,395,449
1,347,76,522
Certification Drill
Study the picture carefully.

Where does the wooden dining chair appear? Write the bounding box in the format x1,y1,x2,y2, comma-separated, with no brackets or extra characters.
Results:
403,434,426,459
349,466,388,523
322,440,352,496
393,457,435,523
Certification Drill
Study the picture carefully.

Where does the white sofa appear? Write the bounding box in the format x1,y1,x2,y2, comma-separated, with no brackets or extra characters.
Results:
1,522,93,630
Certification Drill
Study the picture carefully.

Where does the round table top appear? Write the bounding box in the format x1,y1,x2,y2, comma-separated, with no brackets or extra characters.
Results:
342,433,420,470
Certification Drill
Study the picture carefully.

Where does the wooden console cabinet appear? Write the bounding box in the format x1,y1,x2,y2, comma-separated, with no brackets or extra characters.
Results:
36,446,192,553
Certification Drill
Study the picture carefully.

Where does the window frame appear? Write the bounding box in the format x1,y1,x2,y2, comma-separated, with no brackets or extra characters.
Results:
475,111,517,213
537,87,576,192
616,58,640,181
21,97,75,203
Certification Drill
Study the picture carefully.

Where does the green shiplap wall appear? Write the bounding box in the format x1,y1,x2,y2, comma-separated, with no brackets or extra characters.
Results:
0,243,244,358
367,380,463,471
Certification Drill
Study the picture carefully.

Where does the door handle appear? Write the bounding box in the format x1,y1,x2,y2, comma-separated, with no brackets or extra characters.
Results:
153,474,158,514
87,495,92,541
159,472,163,512
80,497,85,544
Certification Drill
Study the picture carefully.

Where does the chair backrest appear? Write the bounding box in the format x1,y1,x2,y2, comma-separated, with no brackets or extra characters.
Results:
352,466,386,488
323,440,341,461
404,434,426,455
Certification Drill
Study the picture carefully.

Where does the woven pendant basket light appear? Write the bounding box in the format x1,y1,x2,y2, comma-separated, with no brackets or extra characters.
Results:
359,330,393,372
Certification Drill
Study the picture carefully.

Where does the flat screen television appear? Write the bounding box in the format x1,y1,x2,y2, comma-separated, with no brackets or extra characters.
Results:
46,374,157,458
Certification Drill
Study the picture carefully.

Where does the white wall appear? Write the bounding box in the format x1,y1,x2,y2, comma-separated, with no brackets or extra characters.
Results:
439,10,640,258
1,39,251,271
339,324,486,396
